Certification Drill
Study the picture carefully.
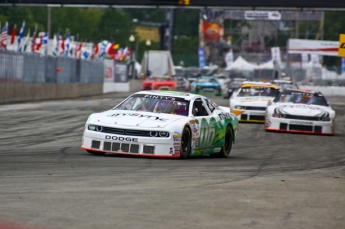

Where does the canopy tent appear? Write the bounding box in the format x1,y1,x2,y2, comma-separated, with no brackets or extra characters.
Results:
256,59,275,69
256,59,284,69
225,56,257,71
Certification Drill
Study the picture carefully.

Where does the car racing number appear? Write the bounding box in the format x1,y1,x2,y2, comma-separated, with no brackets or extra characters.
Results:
198,118,216,149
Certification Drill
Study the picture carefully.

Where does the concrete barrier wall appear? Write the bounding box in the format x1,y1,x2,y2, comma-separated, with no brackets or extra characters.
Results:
0,83,103,104
299,86,345,97
0,80,143,104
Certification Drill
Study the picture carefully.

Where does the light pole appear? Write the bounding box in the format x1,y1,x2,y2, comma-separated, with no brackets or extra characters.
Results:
129,35,135,79
146,39,151,77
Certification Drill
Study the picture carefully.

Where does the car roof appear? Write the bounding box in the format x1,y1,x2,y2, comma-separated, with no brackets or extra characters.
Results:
133,90,201,100
240,81,280,89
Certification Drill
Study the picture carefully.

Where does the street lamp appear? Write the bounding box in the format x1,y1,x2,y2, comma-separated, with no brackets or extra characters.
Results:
146,39,151,77
129,35,135,79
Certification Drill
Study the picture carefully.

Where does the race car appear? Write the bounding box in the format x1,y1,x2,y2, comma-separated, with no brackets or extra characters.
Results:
265,89,335,135
222,78,247,99
190,76,222,96
174,76,190,91
81,91,243,159
142,75,177,90
230,81,280,122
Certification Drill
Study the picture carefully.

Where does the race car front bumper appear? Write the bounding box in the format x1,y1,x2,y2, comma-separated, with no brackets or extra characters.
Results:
238,110,266,123
265,116,334,135
81,129,181,157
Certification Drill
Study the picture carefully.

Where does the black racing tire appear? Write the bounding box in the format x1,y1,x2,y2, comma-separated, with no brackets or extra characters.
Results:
180,127,192,159
87,150,106,156
211,125,233,158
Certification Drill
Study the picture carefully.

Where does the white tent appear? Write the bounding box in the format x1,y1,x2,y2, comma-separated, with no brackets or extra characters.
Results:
256,59,284,69
256,59,275,69
225,56,256,71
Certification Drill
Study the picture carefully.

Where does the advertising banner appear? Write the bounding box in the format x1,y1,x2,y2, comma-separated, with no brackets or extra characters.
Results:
201,20,223,42
288,39,339,56
198,47,206,69
114,62,128,83
244,11,281,20
103,59,114,83
338,34,345,57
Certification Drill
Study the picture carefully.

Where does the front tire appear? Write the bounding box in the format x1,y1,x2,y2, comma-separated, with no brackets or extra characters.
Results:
180,127,191,159
87,150,106,156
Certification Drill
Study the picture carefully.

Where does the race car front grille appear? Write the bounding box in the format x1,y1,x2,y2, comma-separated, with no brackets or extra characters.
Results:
91,140,101,149
249,115,265,120
103,141,139,154
283,114,321,121
289,125,313,132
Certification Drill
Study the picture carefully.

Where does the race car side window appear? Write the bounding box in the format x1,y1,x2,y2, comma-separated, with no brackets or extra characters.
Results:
205,100,215,113
192,99,209,116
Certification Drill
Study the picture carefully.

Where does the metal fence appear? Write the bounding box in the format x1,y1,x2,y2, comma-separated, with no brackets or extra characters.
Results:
0,50,104,84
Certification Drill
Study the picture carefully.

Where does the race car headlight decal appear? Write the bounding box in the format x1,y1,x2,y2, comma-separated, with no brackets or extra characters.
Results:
159,131,169,137
88,125,96,131
319,111,331,121
273,108,286,118
96,126,103,132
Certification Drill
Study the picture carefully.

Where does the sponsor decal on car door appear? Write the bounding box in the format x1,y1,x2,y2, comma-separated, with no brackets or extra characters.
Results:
198,117,216,149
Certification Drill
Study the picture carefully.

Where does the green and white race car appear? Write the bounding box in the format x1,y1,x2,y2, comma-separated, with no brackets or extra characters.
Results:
81,90,243,159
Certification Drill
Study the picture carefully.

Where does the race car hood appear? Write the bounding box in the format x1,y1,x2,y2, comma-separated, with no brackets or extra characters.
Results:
232,97,273,106
272,103,333,117
89,110,185,128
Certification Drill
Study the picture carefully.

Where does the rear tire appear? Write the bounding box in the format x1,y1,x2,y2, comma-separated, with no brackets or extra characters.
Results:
180,127,191,159
87,150,106,156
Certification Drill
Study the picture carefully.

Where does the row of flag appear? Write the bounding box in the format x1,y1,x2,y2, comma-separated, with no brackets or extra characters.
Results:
0,21,132,61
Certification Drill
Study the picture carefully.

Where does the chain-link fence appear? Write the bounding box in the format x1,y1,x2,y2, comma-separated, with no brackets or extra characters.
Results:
0,50,104,84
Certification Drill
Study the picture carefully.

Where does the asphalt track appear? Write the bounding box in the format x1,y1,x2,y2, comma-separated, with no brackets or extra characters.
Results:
0,92,344,229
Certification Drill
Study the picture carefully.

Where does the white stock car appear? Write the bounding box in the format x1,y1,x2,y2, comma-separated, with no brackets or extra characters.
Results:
265,89,335,135
229,81,280,123
81,90,243,159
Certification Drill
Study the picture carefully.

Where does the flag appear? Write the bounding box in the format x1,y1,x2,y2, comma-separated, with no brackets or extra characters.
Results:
10,24,17,45
31,25,37,53
22,28,30,52
34,33,43,53
17,22,26,52
81,45,90,60
75,41,82,59
99,40,108,58
51,33,59,56
91,42,99,59
41,32,48,55
121,47,128,61
59,36,65,56
0,22,8,49
64,33,70,56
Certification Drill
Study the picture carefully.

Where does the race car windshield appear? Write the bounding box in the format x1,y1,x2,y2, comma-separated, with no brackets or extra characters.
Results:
114,94,190,116
237,87,280,97
274,92,328,106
